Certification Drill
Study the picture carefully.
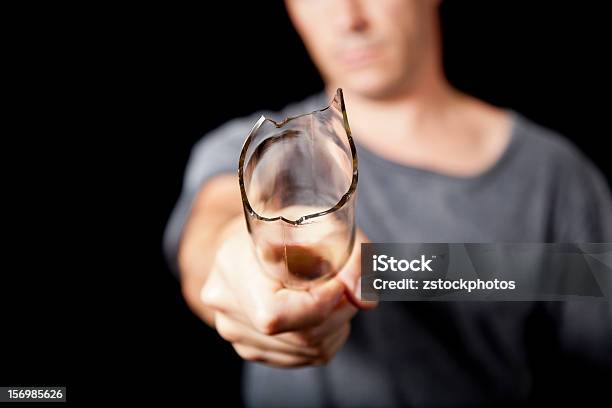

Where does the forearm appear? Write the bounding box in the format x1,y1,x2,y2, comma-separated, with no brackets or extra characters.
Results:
177,174,243,327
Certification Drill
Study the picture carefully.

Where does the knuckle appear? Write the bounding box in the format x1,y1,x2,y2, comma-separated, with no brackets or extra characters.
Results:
200,282,221,309
234,345,261,362
309,313,327,328
254,310,282,335
309,294,331,317
313,294,332,312
293,330,320,347
199,290,213,309
215,317,240,343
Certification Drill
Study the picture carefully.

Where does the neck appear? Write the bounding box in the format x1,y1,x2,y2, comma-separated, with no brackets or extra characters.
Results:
335,74,460,145
320,22,510,177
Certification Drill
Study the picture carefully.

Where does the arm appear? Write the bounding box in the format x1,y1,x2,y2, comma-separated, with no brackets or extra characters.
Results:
177,173,243,328
175,172,375,367
551,154,612,366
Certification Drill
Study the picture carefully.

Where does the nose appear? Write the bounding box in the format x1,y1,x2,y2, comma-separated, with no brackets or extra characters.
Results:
332,0,369,33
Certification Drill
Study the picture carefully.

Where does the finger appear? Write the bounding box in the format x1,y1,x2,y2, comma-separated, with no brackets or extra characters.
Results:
277,297,357,347
314,323,351,365
200,264,245,318
300,299,356,345
336,229,379,310
248,275,346,335
203,239,275,326
232,344,316,368
215,313,321,358
200,265,230,312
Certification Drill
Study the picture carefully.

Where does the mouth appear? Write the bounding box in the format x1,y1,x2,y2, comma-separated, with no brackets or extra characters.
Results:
338,45,381,69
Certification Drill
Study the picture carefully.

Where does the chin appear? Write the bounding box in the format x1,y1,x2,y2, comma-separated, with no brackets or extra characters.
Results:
340,67,407,99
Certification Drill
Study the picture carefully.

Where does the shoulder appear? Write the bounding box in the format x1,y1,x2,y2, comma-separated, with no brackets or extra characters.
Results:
182,92,328,188
512,112,611,240
511,111,608,189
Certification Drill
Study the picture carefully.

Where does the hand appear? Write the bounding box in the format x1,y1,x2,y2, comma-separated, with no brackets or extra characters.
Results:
199,217,375,367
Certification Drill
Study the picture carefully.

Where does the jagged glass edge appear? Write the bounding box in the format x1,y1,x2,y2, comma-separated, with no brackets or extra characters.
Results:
238,88,358,226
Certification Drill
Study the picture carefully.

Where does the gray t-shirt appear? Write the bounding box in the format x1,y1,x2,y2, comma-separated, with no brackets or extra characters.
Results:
164,92,612,407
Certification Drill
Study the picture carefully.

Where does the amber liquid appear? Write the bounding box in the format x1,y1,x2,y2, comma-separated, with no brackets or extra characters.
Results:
264,244,334,282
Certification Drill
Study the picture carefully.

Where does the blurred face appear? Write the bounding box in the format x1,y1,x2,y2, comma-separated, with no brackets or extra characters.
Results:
285,0,438,99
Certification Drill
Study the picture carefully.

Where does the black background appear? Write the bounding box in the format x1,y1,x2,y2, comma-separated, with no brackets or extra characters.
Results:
2,1,611,406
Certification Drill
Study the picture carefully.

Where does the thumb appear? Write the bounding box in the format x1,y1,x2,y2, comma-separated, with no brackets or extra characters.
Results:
271,275,345,332
336,229,378,310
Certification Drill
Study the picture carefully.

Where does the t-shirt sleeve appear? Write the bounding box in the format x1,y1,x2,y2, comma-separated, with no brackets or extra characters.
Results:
550,147,612,368
163,114,261,277
553,151,612,242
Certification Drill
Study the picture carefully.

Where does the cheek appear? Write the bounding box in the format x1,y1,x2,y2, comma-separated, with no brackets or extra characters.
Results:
301,33,334,71
379,7,422,63
375,0,421,39
291,12,334,62
298,29,336,72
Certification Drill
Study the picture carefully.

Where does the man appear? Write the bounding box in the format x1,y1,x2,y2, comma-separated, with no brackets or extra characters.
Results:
164,0,612,406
